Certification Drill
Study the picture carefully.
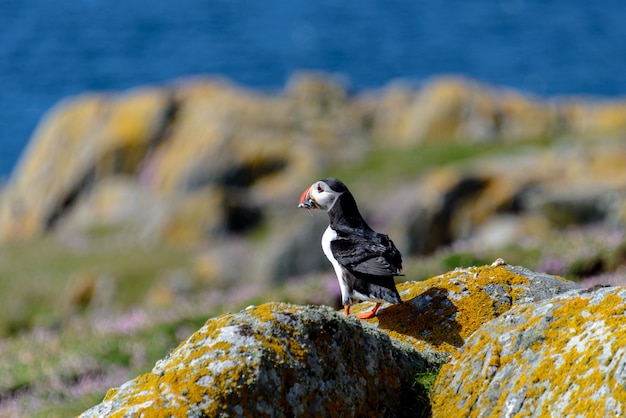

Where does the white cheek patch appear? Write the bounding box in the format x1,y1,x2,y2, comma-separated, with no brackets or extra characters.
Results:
316,191,343,211
326,194,340,211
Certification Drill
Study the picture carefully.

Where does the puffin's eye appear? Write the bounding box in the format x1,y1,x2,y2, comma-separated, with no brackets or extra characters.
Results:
317,184,323,193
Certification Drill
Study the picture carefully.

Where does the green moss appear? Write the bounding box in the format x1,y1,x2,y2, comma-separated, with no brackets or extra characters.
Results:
413,370,440,397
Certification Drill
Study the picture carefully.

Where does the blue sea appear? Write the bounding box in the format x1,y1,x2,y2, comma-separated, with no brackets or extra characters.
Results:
1,0,626,177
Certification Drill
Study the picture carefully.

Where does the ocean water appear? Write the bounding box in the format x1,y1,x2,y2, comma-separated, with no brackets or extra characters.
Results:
1,0,626,177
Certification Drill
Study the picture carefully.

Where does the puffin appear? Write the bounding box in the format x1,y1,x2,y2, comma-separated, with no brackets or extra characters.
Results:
298,178,403,319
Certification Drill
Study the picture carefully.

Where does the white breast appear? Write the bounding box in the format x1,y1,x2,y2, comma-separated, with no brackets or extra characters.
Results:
321,226,338,266
321,226,354,305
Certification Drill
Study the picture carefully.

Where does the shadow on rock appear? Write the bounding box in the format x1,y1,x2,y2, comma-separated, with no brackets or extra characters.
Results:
378,286,464,349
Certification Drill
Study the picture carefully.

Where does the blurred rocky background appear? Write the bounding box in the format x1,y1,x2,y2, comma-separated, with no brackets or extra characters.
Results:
2,74,626,415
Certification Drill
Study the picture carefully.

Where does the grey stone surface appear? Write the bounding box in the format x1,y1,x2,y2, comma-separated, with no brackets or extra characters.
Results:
432,285,626,417
80,303,446,418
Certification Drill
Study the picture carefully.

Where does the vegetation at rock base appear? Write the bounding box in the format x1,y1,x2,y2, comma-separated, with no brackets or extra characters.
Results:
410,370,441,418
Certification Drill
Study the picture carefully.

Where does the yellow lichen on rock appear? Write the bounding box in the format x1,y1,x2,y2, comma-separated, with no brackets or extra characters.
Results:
5,74,626,248
77,265,583,417
0,88,172,242
80,302,441,418
431,285,626,417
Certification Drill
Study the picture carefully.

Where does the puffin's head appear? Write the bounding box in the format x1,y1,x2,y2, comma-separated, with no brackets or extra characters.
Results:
298,178,347,212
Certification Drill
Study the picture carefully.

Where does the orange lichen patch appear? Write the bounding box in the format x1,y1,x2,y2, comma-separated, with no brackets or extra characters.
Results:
353,264,550,356
431,286,626,417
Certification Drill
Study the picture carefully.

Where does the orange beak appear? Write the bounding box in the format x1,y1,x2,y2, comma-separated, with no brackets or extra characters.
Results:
298,185,318,209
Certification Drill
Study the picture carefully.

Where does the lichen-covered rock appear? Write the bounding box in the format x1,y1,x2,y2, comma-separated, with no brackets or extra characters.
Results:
367,77,559,144
391,143,626,253
431,285,626,417
0,74,383,247
352,263,578,356
79,303,445,418
0,88,173,242
5,74,626,247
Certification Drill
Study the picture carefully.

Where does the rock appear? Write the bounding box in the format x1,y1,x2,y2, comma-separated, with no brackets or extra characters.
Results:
351,263,578,355
431,285,626,417
79,303,444,418
4,73,626,252
54,176,171,242
0,87,174,242
6,74,626,246
145,78,323,198
397,143,626,255
0,75,356,244
402,77,501,142
257,214,331,284
372,77,559,145
563,99,626,136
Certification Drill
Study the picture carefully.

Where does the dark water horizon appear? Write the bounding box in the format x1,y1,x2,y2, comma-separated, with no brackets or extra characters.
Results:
2,0,626,177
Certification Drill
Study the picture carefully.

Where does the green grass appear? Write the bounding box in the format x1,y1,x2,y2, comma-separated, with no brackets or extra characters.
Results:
413,370,440,397
0,236,196,336
407,369,442,418
0,312,210,417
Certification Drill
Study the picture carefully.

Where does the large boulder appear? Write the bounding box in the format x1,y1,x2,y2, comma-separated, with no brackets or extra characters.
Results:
79,303,444,418
431,284,626,417
0,88,173,242
0,76,349,244
377,77,557,143
367,76,626,145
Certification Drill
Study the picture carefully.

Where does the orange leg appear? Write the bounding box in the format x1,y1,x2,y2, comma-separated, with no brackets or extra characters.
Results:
355,303,381,320
344,305,350,316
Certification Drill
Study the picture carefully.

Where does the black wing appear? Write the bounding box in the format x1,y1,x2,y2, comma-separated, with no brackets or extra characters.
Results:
330,232,403,277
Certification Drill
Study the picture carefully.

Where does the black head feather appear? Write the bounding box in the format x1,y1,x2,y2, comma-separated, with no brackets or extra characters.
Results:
320,177,348,193
318,178,371,231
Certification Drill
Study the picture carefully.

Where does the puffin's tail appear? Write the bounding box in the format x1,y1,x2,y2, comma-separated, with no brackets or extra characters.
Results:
354,275,402,305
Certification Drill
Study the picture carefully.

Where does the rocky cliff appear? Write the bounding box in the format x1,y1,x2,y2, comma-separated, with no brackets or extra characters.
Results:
3,74,626,248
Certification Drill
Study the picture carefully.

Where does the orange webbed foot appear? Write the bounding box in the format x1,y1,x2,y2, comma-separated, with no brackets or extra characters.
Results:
355,303,381,320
